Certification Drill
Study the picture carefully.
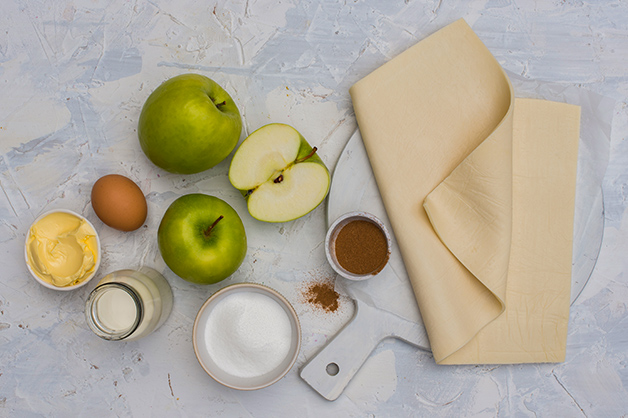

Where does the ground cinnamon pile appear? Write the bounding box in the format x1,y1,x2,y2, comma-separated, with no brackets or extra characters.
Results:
302,280,340,313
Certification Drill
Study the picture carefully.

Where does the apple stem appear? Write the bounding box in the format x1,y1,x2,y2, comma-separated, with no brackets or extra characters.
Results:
295,147,318,164
204,215,224,238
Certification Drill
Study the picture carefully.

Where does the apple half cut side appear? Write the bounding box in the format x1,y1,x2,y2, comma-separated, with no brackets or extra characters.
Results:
228,123,330,223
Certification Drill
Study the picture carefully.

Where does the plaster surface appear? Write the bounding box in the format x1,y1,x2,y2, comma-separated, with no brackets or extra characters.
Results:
1,1,628,416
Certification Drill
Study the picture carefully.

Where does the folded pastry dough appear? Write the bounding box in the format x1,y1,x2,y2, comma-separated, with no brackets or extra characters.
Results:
350,19,580,364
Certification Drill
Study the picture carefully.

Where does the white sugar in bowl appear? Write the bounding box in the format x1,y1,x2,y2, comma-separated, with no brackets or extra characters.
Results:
193,283,301,390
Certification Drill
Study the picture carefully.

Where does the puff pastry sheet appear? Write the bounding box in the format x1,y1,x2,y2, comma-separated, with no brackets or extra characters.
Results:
350,19,580,364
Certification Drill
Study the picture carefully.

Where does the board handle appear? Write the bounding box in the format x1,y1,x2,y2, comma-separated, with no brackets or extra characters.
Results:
299,299,389,401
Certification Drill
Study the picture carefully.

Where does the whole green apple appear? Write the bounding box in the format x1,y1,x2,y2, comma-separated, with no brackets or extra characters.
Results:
228,123,330,222
158,194,247,284
138,74,242,174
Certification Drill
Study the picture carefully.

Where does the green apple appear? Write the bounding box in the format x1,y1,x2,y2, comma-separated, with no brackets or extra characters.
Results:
228,123,330,222
138,74,242,174
158,194,247,284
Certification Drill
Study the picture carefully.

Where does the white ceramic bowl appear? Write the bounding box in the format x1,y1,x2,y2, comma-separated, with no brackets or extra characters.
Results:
193,283,301,391
325,211,392,281
24,209,101,291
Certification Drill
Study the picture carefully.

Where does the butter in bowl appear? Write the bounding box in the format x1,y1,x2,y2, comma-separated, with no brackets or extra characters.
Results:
193,283,301,390
24,209,101,291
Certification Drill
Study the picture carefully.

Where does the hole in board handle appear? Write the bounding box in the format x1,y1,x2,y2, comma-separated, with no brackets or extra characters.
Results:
326,362,339,376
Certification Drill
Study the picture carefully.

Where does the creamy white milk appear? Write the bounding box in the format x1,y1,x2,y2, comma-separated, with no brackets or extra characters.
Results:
95,287,137,331
85,267,173,341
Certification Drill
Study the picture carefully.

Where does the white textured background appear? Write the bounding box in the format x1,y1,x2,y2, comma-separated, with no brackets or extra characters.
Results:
1,0,627,416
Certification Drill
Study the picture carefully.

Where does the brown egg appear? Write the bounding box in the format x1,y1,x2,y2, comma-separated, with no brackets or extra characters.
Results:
91,174,147,231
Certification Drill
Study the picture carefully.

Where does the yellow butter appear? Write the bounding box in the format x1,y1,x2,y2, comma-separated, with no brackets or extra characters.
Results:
26,212,98,287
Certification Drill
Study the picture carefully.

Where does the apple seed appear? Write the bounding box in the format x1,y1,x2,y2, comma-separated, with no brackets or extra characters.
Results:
271,147,318,185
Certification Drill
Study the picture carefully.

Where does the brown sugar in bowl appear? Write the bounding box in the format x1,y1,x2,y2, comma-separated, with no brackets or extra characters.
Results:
325,211,391,281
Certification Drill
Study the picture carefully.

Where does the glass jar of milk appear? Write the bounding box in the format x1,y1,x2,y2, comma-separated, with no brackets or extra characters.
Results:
85,267,173,341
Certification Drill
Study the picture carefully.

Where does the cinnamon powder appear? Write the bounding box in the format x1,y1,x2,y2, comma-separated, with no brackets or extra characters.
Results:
334,220,389,275
303,280,340,313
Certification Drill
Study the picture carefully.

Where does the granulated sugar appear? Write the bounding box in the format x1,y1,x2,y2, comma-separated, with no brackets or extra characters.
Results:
204,291,293,378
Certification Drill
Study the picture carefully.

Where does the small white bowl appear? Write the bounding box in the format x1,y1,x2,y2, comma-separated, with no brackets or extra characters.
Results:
24,209,101,291
193,283,301,391
325,211,391,281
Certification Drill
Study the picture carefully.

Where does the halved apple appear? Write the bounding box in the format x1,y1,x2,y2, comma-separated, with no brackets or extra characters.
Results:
228,123,330,223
